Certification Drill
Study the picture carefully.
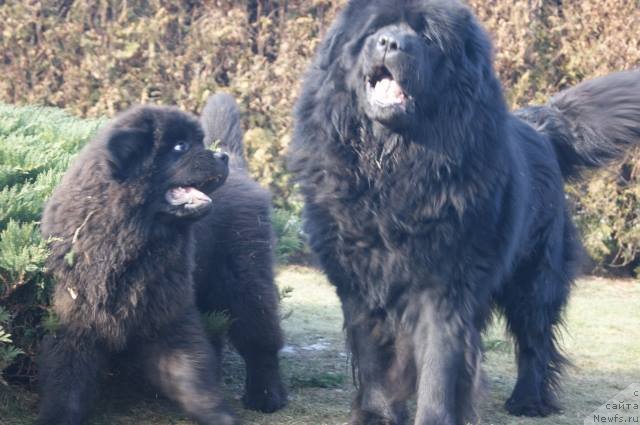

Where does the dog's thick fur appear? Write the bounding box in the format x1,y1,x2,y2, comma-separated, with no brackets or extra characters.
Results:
289,0,640,424
193,94,287,413
38,106,234,425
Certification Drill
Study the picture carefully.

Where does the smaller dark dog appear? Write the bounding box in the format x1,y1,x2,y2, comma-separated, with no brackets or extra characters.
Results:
38,106,234,425
193,94,287,413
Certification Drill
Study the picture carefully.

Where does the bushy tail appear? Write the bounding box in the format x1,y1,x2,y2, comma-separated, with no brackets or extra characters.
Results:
200,93,247,168
516,70,640,180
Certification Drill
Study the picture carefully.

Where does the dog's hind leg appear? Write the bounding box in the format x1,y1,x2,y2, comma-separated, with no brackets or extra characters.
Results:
225,275,287,414
217,235,287,412
142,311,236,425
498,217,574,417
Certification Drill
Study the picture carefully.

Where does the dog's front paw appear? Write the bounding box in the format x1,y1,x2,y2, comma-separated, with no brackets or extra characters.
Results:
505,393,561,417
350,408,402,425
242,376,287,413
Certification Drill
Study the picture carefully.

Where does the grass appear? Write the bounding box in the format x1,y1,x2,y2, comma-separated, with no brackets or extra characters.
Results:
1,266,639,425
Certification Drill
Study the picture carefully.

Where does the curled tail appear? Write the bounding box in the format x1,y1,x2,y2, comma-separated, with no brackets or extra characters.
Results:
201,93,247,168
516,70,640,180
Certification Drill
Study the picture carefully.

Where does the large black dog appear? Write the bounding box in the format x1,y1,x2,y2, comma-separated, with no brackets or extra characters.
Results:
289,0,640,424
194,93,287,413
38,106,234,425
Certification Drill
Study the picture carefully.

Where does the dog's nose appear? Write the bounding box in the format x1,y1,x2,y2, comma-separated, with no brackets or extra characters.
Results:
214,152,229,165
376,29,412,57
378,34,400,52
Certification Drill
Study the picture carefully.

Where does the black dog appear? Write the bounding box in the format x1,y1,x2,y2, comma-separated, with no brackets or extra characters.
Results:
193,93,287,413
38,106,234,425
289,0,640,424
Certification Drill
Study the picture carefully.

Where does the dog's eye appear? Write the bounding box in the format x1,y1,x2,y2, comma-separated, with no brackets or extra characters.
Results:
173,142,190,153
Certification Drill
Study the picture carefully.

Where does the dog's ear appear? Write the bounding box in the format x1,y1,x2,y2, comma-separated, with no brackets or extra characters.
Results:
319,28,345,69
106,128,153,180
461,11,490,66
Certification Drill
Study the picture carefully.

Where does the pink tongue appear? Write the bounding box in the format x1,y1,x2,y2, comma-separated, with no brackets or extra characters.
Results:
372,78,405,105
166,187,212,208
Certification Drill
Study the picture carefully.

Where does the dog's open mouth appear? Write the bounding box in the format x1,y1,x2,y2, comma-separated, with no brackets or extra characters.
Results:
366,66,407,107
165,186,212,210
164,173,227,212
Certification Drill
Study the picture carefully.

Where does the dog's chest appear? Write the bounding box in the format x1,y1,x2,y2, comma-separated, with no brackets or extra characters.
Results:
317,168,462,294
308,143,505,303
53,229,195,349
319,147,460,245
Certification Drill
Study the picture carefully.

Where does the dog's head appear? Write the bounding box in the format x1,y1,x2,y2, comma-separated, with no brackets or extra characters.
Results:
104,106,229,221
316,0,499,131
